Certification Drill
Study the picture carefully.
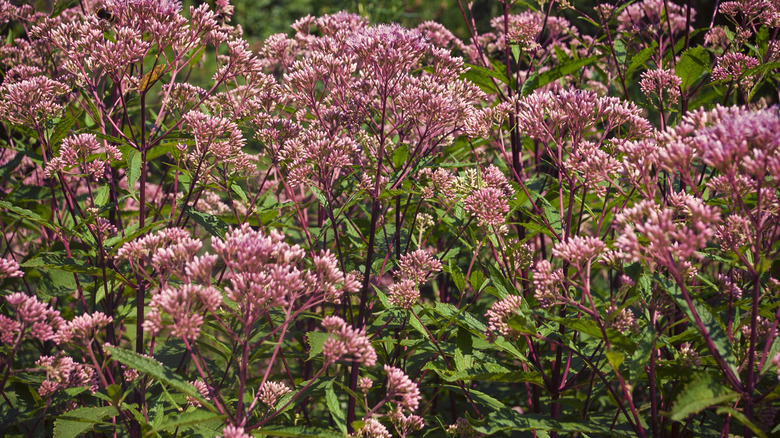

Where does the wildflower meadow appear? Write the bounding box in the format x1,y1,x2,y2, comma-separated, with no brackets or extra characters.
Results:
0,0,779,436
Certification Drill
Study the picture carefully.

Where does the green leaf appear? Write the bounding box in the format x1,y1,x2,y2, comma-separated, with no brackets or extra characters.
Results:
49,109,83,148
306,331,329,361
461,64,505,94
675,47,709,91
448,260,466,292
656,275,739,379
183,206,228,238
625,42,657,78
230,183,248,204
22,252,104,276
0,200,58,232
255,426,347,437
391,144,408,168
325,380,347,435
670,373,738,421
53,406,118,438
523,55,603,94
126,148,142,198
716,407,767,438
153,410,225,434
103,346,215,411
605,349,624,370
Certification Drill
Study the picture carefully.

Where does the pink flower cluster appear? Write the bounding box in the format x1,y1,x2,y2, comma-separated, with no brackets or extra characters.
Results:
45,133,123,180
320,316,377,366
36,353,97,397
0,257,23,280
383,365,421,412
484,294,525,341
0,292,64,344
143,284,222,341
387,249,442,309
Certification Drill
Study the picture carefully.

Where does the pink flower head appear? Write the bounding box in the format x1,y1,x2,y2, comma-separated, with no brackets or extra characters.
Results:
712,53,760,91
36,354,97,396
463,187,510,227
54,312,112,346
117,227,202,276
387,279,419,309
320,316,377,366
355,418,391,438
187,379,213,408
617,0,693,38
45,134,122,180
182,110,256,174
552,236,607,267
383,365,421,412
484,295,525,341
0,75,68,128
532,260,564,308
3,293,65,343
143,284,222,341
0,257,23,280
258,381,291,407
640,69,682,104
397,249,442,284
220,425,251,438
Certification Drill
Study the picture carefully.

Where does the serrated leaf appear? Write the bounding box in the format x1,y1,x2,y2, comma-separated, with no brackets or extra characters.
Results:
126,148,141,198
103,346,215,411
53,406,118,438
153,410,225,433
675,47,709,91
306,331,329,361
391,144,408,168
0,200,58,232
183,206,228,238
49,109,83,148
626,42,657,78
22,252,104,276
325,381,347,435
255,426,347,437
656,275,739,380
448,260,466,292
671,373,737,421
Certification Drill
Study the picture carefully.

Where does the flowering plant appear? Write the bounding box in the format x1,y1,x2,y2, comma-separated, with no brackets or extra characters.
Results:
0,0,779,437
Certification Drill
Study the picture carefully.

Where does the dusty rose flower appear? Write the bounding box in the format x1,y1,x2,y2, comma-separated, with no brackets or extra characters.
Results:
388,279,420,309
54,312,112,346
220,425,251,438
552,236,607,267
117,227,201,276
617,0,693,38
463,187,510,227
259,381,291,407
187,380,212,408
36,354,97,397
359,376,373,394
532,260,564,308
143,284,222,341
355,418,391,438
0,257,23,280
606,305,639,335
389,406,425,437
321,316,377,366
640,69,682,104
2,293,65,344
397,249,442,284
0,75,68,128
484,295,525,341
383,365,421,412
712,53,760,92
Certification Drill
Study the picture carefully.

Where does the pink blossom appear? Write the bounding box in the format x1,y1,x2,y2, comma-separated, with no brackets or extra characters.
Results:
388,279,419,309
0,75,68,127
617,0,693,37
532,260,563,308
463,187,510,227
484,295,525,341
3,293,65,343
355,418,391,438
143,284,222,341
320,316,377,366
54,312,113,346
0,257,23,280
220,425,251,438
383,365,421,412
552,236,607,267
259,381,291,407
45,134,122,180
640,69,682,104
187,380,212,408
397,249,442,284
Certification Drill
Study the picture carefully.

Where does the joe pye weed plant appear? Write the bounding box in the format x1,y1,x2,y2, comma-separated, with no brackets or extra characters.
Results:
0,0,779,436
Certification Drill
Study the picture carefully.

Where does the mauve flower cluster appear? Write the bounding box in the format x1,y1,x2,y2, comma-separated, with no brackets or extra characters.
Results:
0,292,65,344
388,249,442,309
321,315,377,366
45,133,123,180
484,294,525,342
0,257,23,280
36,353,98,397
